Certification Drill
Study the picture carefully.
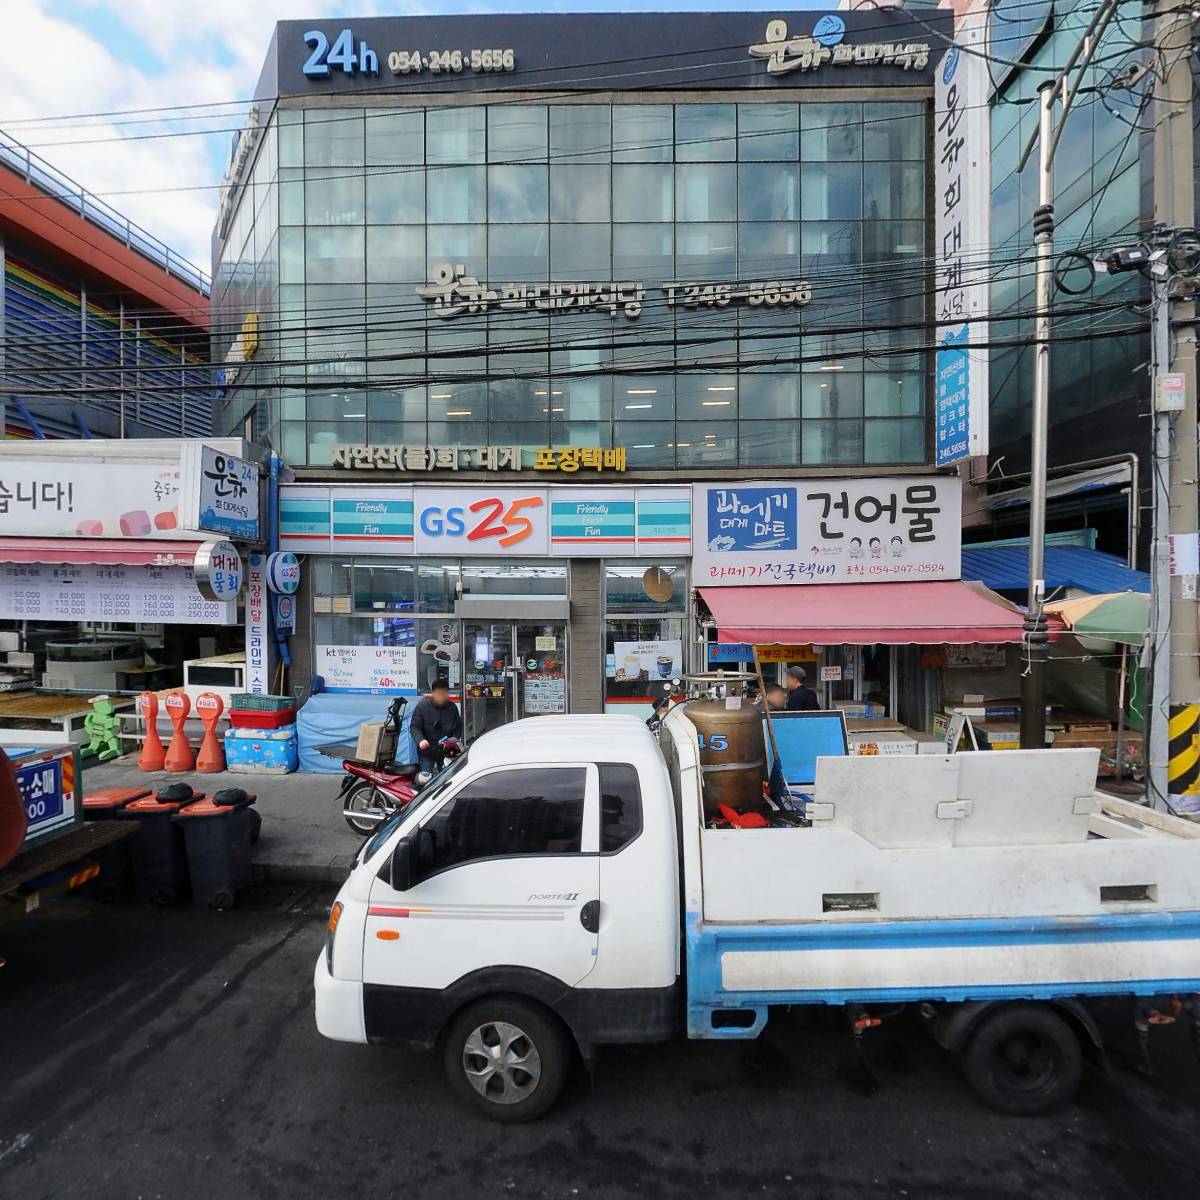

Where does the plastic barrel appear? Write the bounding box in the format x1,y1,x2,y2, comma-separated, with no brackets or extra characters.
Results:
82,787,152,900
175,798,254,910
122,792,192,906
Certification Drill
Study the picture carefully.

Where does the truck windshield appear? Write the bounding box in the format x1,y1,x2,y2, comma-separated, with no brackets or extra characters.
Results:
358,752,471,865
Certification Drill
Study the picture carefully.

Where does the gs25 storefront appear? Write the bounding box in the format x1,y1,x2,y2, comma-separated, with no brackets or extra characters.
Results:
277,474,1000,737
278,482,692,737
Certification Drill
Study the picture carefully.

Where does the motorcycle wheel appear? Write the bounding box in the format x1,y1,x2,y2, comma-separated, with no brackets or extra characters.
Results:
344,780,390,836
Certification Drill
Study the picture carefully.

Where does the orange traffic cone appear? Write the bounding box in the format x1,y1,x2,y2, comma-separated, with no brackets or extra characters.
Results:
138,691,166,772
163,691,195,773
195,692,226,774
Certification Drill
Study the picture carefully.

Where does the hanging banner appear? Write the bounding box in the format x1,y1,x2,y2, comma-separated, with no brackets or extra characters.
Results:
934,12,990,466
693,478,962,586
245,552,271,694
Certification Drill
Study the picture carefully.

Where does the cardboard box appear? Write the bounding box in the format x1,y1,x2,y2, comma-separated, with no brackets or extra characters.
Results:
355,721,397,763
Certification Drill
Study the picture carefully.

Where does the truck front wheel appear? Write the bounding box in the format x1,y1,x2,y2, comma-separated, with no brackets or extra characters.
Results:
961,1003,1083,1116
443,997,570,1122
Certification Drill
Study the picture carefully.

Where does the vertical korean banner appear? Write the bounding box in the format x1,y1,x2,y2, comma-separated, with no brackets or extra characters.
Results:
245,552,273,694
934,11,989,466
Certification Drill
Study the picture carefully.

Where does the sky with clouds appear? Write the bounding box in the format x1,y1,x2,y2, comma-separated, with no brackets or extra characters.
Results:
5,1,821,275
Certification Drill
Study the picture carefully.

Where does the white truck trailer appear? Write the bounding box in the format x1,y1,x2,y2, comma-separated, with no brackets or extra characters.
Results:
314,709,1200,1121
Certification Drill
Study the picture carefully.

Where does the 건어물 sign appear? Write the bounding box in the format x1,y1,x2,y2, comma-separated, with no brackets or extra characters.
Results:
693,478,962,586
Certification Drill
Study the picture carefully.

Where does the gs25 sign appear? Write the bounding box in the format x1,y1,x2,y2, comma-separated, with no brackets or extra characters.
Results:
415,489,549,555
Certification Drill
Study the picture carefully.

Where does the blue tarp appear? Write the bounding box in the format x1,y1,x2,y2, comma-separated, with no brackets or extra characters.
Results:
961,545,1149,596
296,692,416,774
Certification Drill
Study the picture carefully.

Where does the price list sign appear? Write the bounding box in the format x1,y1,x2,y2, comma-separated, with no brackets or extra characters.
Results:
0,564,236,625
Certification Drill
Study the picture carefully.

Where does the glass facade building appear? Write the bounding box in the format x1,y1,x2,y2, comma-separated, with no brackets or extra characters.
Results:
215,13,944,472
216,11,953,724
985,0,1148,559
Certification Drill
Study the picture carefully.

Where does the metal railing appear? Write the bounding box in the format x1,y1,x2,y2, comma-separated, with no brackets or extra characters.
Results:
0,128,211,297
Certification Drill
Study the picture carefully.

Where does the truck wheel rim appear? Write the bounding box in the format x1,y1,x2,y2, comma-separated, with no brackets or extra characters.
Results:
462,1021,542,1104
998,1032,1057,1091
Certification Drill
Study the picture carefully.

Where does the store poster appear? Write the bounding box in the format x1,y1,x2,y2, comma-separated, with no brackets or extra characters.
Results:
524,675,567,714
693,478,962,586
315,645,418,694
612,640,683,683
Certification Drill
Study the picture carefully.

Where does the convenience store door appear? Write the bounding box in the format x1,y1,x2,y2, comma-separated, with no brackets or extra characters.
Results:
461,621,568,737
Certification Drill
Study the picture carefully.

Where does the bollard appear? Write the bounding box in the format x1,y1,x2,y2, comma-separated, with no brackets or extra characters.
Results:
163,692,195,773
195,692,226,774
138,691,166,772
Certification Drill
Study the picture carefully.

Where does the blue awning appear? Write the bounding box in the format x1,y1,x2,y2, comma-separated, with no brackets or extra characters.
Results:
961,545,1149,595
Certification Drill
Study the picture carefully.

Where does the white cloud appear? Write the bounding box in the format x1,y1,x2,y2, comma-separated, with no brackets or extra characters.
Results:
2,0,389,273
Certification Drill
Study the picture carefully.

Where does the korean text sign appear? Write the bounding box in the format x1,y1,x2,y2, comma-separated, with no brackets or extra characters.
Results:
0,460,185,539
182,444,261,541
414,488,551,556
692,478,962,586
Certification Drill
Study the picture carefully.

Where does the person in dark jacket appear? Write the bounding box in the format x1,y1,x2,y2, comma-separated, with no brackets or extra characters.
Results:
784,665,820,711
409,678,463,774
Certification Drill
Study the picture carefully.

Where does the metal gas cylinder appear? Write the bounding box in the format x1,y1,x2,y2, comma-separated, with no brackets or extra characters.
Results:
685,698,768,820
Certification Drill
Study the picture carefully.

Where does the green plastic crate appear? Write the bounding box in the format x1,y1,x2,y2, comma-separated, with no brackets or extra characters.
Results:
230,693,295,713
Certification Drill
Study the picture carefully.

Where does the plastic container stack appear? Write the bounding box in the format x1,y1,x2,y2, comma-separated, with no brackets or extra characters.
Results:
224,694,299,774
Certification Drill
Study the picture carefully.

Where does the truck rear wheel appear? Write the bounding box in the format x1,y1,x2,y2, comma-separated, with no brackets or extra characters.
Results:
962,1003,1083,1116
443,997,570,1122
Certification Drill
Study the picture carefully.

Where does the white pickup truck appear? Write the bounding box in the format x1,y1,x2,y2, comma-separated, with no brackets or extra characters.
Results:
315,708,1200,1121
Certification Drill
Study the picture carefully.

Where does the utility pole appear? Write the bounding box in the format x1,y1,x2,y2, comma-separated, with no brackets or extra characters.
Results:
1014,0,1121,747
1151,0,1199,811
1019,81,1057,750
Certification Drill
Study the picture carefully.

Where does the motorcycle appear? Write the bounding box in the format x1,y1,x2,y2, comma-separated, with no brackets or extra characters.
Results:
319,698,464,836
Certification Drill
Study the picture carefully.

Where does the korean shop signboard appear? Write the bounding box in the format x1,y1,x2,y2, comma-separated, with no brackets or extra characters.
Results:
0,459,185,539
180,443,261,541
933,14,990,466
692,478,962,587
280,484,691,557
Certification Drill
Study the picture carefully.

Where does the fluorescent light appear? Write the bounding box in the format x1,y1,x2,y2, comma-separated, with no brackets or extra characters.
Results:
632,443,654,449
551,389,563,396
542,407,564,413
819,383,828,389
818,364,844,372
676,442,691,448
342,412,365,418
431,392,452,399
625,403,653,410
533,390,547,396
706,385,735,392
626,388,658,395
445,409,472,417
701,400,731,407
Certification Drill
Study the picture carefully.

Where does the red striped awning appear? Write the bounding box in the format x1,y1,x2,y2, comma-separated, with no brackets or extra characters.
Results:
701,581,1032,646
0,538,206,569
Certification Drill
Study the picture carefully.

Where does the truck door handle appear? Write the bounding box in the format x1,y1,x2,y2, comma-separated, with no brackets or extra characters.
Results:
579,900,600,934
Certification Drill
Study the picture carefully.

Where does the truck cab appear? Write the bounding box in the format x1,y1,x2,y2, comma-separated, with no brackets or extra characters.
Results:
316,716,679,1119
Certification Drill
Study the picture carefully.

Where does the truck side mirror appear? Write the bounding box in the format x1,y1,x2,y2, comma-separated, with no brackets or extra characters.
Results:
389,836,414,892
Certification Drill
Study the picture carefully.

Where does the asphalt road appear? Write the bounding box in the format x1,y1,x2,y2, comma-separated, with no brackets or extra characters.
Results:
2,886,1198,1200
